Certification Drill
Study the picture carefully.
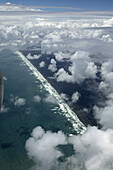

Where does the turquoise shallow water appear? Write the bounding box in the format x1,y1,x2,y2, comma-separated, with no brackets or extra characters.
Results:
0,49,85,170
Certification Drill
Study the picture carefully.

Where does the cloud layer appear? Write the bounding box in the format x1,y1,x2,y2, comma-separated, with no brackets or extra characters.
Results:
26,126,113,170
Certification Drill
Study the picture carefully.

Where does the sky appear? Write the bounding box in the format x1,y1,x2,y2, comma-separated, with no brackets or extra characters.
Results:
0,0,113,11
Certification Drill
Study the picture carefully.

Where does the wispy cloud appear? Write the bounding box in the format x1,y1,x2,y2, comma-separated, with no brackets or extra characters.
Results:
0,3,82,10
0,3,42,12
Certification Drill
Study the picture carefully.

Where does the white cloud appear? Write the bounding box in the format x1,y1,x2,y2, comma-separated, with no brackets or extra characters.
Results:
14,97,26,106
10,95,26,107
54,52,70,62
94,95,113,130
60,93,69,102
102,34,113,43
100,59,113,93
3,76,7,81
39,61,45,68
83,108,89,113
45,31,62,43
0,12,113,56
48,59,57,72
94,59,113,129
25,126,113,170
43,94,57,104
71,91,80,103
103,17,113,27
69,51,97,83
0,4,42,12
33,95,41,103
55,68,71,82
0,105,9,113
26,53,41,60
56,51,97,84
6,2,11,5
69,126,113,170
25,126,67,170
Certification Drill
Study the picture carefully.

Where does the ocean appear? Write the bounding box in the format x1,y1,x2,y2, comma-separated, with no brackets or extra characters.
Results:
0,49,85,170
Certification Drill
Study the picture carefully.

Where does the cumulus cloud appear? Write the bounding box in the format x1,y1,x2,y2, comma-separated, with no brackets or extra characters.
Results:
3,76,7,81
33,95,41,103
71,91,80,103
55,68,71,82
102,34,113,43
43,94,57,104
69,126,113,170
10,95,26,106
25,126,67,170
54,52,70,62
94,94,113,130
26,53,41,60
48,59,57,72
94,59,113,129
0,105,9,113
56,51,97,83
14,97,26,106
60,93,69,102
69,51,97,83
103,17,113,27
26,126,113,170
39,61,45,68
100,59,113,93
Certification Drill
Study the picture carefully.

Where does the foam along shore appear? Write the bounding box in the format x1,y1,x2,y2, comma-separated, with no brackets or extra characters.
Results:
15,51,86,134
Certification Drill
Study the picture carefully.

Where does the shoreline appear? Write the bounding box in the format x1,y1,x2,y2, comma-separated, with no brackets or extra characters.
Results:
15,51,86,134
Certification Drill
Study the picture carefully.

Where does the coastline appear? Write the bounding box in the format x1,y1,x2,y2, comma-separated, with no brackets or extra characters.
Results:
15,51,86,134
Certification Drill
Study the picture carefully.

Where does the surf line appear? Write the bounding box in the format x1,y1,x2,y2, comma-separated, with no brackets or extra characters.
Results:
15,51,86,135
